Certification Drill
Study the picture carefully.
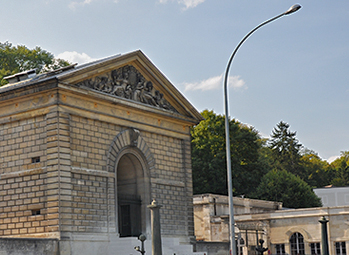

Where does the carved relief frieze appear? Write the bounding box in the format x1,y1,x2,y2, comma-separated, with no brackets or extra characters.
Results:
76,65,178,113
236,221,267,231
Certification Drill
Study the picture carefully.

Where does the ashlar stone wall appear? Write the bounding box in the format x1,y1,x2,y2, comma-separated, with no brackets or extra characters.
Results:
0,115,46,173
0,114,51,237
0,103,195,241
0,50,203,254
65,112,194,237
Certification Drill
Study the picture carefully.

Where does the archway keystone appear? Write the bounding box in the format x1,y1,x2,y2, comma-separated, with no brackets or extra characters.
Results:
106,128,155,173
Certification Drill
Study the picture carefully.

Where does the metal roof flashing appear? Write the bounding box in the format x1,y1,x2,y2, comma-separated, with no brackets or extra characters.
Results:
3,69,37,84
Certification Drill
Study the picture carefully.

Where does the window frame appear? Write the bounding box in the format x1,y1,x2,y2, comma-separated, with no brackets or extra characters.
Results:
310,242,321,255
335,242,347,255
275,244,286,255
290,232,305,255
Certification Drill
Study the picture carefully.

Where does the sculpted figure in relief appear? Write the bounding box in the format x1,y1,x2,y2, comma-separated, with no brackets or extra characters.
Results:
133,76,145,102
142,81,157,106
76,64,178,113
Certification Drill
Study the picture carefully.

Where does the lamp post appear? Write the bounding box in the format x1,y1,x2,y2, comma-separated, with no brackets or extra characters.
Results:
223,4,301,255
134,234,147,255
319,216,330,255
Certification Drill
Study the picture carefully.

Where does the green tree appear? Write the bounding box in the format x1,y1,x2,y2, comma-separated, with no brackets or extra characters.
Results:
269,121,305,179
191,110,268,196
0,41,70,86
300,150,333,188
330,151,349,186
254,169,322,208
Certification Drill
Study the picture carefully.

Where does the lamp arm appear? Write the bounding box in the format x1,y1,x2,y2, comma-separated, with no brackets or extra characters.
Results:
223,12,285,96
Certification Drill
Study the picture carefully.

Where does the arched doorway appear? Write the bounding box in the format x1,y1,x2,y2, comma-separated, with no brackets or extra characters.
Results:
107,129,154,238
116,151,148,237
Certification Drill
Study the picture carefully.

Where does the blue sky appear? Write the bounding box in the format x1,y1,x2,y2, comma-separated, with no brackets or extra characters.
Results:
1,0,348,162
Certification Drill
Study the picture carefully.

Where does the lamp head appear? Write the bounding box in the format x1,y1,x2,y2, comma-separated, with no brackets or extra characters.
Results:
284,4,301,15
138,234,146,242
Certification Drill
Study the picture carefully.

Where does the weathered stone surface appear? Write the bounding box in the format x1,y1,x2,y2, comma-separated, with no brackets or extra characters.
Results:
0,50,203,255
0,238,59,255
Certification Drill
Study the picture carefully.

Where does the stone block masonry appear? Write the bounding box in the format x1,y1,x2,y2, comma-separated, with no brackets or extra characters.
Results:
67,114,194,237
0,169,51,236
0,110,195,242
0,238,59,255
0,115,46,174
0,50,204,254
60,171,114,233
0,114,54,237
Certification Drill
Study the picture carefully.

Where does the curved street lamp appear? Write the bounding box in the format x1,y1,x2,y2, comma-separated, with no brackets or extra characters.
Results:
223,4,301,255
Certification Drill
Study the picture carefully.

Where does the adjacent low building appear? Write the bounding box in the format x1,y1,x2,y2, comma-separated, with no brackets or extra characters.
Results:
314,186,349,207
193,193,349,255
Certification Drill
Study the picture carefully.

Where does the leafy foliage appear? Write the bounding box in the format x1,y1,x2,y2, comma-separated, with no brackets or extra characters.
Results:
191,110,268,196
300,150,333,188
254,169,322,208
191,114,341,208
330,151,349,186
0,41,70,86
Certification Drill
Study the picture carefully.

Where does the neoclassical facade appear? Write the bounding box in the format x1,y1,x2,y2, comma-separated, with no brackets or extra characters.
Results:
194,194,349,255
0,50,203,255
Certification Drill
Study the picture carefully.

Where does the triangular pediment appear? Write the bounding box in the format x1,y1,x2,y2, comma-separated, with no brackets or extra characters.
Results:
75,64,178,113
57,50,203,123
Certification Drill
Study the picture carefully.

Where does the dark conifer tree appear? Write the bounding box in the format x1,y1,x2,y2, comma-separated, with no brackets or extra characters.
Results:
269,121,305,179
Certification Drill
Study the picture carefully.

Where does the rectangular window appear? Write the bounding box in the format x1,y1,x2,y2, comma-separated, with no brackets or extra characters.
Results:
336,242,347,255
31,156,40,163
275,244,285,255
31,209,41,215
311,243,321,255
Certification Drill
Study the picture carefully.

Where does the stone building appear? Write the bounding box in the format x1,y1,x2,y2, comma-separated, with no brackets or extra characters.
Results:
0,50,203,255
194,194,349,255
314,186,349,207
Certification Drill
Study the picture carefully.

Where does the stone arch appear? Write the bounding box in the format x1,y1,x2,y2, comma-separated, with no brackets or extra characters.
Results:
106,128,155,173
106,128,155,237
286,228,312,241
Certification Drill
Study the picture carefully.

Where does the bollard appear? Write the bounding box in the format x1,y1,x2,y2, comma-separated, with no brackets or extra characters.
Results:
148,200,163,255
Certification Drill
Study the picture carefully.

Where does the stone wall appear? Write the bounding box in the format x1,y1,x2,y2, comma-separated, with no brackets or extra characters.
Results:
0,115,46,174
66,113,194,237
0,169,49,236
62,171,112,233
194,241,229,255
0,238,59,255
0,114,55,237
70,115,118,171
146,134,193,236
0,108,194,242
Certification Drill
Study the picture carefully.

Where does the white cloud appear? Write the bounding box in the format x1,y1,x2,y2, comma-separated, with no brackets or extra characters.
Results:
158,0,205,10
56,51,96,65
179,0,205,9
183,74,246,92
69,0,93,9
327,155,339,163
